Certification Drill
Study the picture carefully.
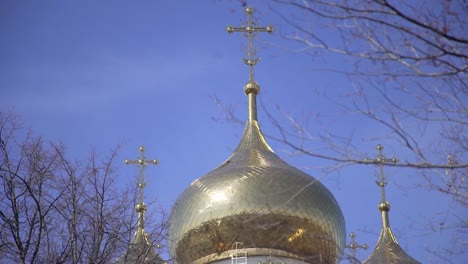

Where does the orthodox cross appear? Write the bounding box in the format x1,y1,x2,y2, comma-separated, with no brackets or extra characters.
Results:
345,232,367,264
226,7,273,83
125,146,159,229
363,144,398,203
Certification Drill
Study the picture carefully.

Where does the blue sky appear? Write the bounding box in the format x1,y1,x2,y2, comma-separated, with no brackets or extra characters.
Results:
1,1,464,263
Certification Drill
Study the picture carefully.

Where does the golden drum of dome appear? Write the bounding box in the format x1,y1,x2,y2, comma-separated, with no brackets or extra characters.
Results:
168,121,346,263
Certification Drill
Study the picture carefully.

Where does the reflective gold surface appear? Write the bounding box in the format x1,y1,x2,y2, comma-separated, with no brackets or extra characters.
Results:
362,226,421,264
362,205,420,264
168,120,346,263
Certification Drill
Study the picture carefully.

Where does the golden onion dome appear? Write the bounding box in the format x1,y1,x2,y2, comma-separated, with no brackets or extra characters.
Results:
362,202,421,264
168,7,345,263
168,118,346,263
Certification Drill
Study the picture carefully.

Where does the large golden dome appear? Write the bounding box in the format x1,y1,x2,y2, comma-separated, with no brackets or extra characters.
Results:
168,118,346,263
168,7,345,263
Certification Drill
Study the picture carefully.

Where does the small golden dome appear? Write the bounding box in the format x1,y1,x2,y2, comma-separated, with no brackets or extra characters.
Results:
364,201,420,263
363,226,421,264
168,121,345,263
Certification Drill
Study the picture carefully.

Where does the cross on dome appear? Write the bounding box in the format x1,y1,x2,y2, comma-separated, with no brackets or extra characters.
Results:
226,7,273,84
363,144,398,205
226,7,273,122
125,146,159,229
346,232,368,263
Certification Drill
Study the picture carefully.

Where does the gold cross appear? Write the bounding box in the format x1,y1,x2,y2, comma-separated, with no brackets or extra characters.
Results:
125,146,158,228
226,7,273,82
346,232,367,263
363,145,398,203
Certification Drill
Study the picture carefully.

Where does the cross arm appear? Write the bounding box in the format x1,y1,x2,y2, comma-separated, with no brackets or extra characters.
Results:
226,25,273,33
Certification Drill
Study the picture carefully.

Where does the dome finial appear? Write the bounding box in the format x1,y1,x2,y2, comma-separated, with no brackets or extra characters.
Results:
362,146,421,263
364,144,398,228
226,6,273,121
116,146,165,264
125,146,159,230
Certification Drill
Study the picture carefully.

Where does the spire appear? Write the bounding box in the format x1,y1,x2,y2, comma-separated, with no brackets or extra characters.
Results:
362,145,421,264
226,7,273,121
125,146,159,231
363,144,397,228
115,146,164,264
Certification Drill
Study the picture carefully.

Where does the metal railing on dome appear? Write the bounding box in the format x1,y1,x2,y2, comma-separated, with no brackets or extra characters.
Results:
231,242,248,264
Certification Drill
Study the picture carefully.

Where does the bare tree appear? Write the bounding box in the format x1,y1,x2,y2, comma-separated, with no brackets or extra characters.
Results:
0,112,168,263
217,0,466,261
263,0,467,175
0,112,63,264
